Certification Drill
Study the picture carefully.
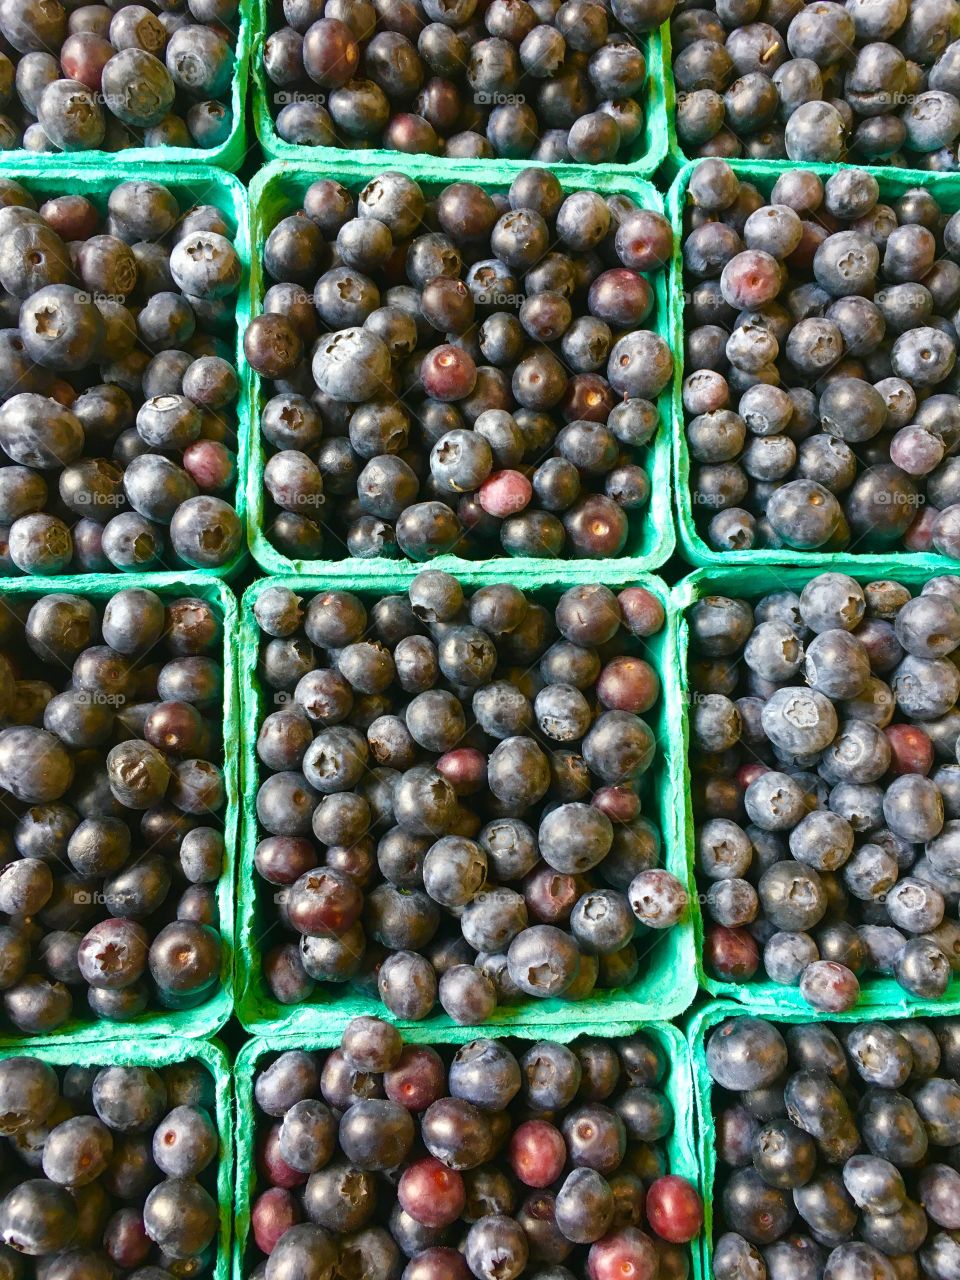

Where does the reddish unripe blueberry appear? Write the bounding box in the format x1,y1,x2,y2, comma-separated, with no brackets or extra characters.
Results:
183,440,236,493
255,837,318,885
524,865,579,924
385,1045,447,1111
436,747,487,795
737,763,768,790
890,426,944,477
252,1187,301,1254
479,470,533,517
61,33,114,88
258,1124,307,1188
720,250,781,310
592,786,641,824
403,1247,472,1280
421,345,478,401
799,960,860,1012
399,1157,466,1227
885,723,934,776
103,1208,151,1269
597,656,659,714
286,868,363,936
618,587,664,636
587,1226,660,1280
704,925,759,981
905,505,939,552
509,1120,568,1187
615,210,673,271
645,1176,704,1243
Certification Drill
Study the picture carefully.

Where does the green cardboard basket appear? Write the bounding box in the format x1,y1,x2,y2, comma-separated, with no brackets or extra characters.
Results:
686,997,959,1280
0,5,252,173
0,572,239,1047
235,567,697,1037
674,563,960,1017
250,16,669,178
0,1034,234,1280
666,157,960,572
242,158,675,584
0,157,252,582
233,1018,700,1280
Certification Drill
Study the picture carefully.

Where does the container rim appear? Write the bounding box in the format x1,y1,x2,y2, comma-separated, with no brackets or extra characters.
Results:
0,3,252,172
672,563,960,1016
666,156,960,572
0,572,238,1047
234,568,697,1036
0,1034,234,1280
686,996,959,1280
232,1017,698,1280
250,17,669,178
242,158,676,581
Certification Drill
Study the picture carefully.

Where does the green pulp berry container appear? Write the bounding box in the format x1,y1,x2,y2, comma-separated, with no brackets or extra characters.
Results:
235,567,696,1036
250,16,669,178
0,157,252,581
243,158,675,583
0,1034,234,1280
233,1018,699,1280
666,157,960,572
674,563,960,1017
0,573,239,1047
686,997,957,1280
0,6,252,172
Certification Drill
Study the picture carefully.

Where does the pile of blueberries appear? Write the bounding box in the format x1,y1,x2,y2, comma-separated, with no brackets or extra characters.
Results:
252,572,687,1023
0,0,238,153
682,159,960,558
262,0,668,162
0,1053,220,1266
245,168,673,563
672,0,960,166
0,587,226,1035
690,569,960,1012
0,176,244,576
707,1015,960,1280
249,1016,704,1280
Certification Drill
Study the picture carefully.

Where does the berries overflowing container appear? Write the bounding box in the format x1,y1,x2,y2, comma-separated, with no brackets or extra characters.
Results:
245,161,675,578
236,569,695,1034
0,574,238,1044
691,1001,960,1280
0,1037,233,1276
234,1018,703,1280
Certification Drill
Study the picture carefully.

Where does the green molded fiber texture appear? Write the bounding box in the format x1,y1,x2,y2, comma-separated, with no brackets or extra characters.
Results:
0,158,252,581
235,568,696,1036
667,157,960,571
232,1018,699,1280
0,1034,234,1280
251,17,668,177
0,3,252,172
242,158,675,583
0,572,239,1047
673,563,960,1016
686,997,957,1280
